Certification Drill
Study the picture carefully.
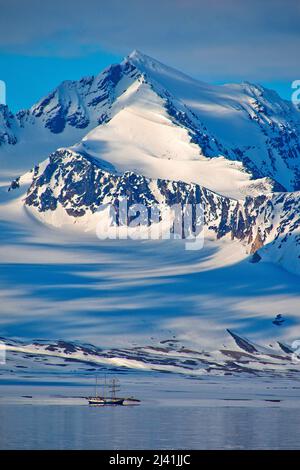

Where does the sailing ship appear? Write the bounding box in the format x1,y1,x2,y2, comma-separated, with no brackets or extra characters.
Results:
87,376,139,406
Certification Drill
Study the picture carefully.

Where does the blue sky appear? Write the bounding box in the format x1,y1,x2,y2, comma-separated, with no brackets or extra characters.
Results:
0,0,299,112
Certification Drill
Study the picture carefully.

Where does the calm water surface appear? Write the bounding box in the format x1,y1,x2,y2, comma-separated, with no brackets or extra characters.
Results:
0,404,300,449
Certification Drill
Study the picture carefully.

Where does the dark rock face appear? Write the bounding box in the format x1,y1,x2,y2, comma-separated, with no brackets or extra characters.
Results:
250,230,264,254
250,252,262,263
30,63,139,135
45,113,67,134
23,149,300,259
227,329,258,354
24,150,159,217
8,177,20,191
7,62,140,140
0,105,18,145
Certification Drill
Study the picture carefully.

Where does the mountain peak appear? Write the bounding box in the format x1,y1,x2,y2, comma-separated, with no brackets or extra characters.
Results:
124,49,199,90
125,49,162,70
128,49,145,60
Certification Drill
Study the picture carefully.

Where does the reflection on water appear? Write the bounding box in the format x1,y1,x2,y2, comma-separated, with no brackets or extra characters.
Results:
0,404,300,449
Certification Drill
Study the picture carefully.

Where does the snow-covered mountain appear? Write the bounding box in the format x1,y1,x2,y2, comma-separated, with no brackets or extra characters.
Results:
1,50,300,195
1,51,300,386
1,50,299,276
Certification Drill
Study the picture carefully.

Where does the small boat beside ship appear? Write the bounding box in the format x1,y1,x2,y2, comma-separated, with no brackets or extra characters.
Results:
87,376,140,406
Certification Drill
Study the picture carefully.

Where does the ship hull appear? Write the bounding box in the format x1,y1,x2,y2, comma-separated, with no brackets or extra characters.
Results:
88,398,125,406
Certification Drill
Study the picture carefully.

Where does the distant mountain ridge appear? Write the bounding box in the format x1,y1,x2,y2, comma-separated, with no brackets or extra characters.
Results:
2,328,300,379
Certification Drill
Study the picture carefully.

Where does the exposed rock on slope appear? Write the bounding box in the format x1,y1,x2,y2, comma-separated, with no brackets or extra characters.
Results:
9,148,299,274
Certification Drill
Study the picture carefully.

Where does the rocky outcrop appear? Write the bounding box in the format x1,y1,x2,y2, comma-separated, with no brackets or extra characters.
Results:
18,148,300,266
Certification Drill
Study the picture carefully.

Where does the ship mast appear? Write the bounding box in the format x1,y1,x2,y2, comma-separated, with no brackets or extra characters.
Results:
95,375,98,398
103,374,107,399
112,378,116,400
110,378,120,400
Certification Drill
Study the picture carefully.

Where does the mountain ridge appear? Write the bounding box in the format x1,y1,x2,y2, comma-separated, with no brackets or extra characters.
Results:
1,50,300,193
7,147,300,275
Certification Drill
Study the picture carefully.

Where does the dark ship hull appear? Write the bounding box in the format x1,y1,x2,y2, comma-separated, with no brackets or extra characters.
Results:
88,397,125,406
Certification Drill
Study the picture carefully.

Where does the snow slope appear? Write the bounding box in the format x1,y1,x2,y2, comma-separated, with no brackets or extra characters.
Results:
2,329,300,379
0,194,300,352
6,146,299,275
74,76,267,200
